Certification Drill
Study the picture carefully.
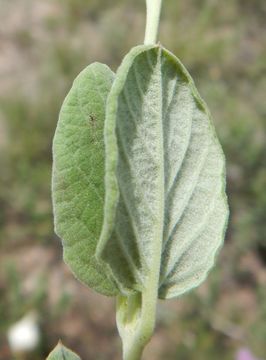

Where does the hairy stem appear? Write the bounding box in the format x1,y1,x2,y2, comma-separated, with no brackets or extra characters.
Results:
144,0,163,45
116,288,157,360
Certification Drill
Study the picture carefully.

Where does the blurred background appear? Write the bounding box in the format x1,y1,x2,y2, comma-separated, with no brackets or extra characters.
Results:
0,0,265,359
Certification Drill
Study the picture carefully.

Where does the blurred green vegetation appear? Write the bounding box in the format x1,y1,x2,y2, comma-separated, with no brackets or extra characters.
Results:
0,0,265,359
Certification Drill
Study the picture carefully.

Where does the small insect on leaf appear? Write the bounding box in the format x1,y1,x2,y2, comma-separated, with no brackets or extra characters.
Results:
89,114,97,126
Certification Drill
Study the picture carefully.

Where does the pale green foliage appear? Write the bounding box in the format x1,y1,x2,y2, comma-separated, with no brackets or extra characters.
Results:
52,63,117,296
52,45,228,299
47,342,81,360
97,45,228,299
52,43,228,360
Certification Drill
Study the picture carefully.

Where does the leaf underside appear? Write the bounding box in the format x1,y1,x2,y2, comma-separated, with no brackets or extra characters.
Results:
52,63,118,296
47,343,81,360
97,45,229,299
53,45,228,300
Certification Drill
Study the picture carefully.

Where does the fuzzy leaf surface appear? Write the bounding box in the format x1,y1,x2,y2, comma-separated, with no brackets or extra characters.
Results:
52,63,118,296
47,343,81,360
97,45,229,299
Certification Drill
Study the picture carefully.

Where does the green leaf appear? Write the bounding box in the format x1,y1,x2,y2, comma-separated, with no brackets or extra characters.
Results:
47,342,81,360
97,45,229,299
52,63,118,296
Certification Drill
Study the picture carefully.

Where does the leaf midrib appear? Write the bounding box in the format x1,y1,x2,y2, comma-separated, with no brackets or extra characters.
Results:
144,48,165,297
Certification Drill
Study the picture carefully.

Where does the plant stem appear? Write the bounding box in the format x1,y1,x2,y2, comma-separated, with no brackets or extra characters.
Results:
116,288,157,360
144,0,163,45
